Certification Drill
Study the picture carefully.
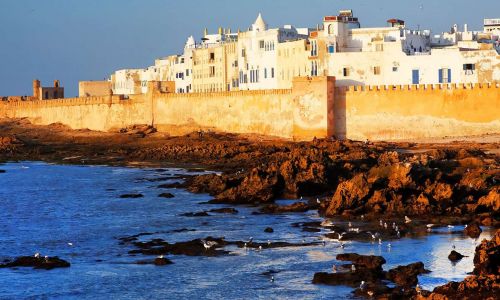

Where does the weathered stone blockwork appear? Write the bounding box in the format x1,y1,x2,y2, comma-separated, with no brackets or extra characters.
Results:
334,83,500,140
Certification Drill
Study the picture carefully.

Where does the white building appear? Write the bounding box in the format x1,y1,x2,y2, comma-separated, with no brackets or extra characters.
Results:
109,11,500,96
237,14,310,90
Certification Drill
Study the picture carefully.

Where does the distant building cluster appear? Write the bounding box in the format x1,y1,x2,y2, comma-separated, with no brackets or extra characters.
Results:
103,10,500,96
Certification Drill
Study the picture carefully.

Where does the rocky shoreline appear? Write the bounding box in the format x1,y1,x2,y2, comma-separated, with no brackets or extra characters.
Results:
0,118,499,297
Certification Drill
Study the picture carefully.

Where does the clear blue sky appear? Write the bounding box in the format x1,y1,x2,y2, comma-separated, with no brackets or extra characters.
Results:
1,0,498,96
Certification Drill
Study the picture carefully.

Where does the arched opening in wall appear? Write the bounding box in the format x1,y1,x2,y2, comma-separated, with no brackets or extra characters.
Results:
45,91,49,99
328,24,334,34
54,91,58,99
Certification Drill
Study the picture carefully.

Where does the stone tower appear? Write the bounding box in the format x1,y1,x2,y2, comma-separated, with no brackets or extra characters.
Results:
33,79,41,100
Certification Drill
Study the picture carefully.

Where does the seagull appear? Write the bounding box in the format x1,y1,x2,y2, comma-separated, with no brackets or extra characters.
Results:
397,231,401,238
348,222,352,228
44,256,49,263
379,220,383,227
34,252,40,258
340,242,345,249
426,224,435,228
387,243,392,248
360,280,367,290
405,216,412,224
416,284,422,295
339,232,347,240
67,242,73,246
158,255,164,259
392,222,396,229
267,240,271,246
448,225,455,229
244,242,248,249
367,291,374,297
259,245,263,251
247,237,254,244
361,215,365,220
384,222,388,229
351,264,356,272
270,275,275,282
395,225,399,232
378,238,382,245
321,220,333,227
367,231,376,240
300,196,303,200
316,198,320,204
201,240,218,250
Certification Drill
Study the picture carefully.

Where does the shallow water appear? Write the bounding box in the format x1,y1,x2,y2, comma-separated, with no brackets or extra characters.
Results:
0,162,492,299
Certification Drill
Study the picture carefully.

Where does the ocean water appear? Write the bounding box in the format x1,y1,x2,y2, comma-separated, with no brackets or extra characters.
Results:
0,162,493,299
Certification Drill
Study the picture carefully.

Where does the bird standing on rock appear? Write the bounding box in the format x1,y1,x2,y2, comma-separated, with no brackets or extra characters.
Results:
405,216,412,223
34,253,40,258
351,264,356,272
360,281,367,290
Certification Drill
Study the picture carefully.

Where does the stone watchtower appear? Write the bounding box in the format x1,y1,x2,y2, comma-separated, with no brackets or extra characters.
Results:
33,79,41,99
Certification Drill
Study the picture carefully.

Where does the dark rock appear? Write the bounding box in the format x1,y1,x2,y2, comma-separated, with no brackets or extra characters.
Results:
464,223,482,239
0,256,70,270
158,182,184,189
209,208,238,214
385,262,429,287
0,169,5,173
264,227,274,233
154,257,173,266
336,253,386,271
158,193,175,198
259,202,310,214
181,212,210,217
473,229,500,276
302,227,321,233
427,230,500,299
128,237,230,257
448,250,466,262
119,194,144,199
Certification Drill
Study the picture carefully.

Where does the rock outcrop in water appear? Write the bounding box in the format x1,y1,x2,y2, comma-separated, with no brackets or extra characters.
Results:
0,256,70,270
423,229,500,299
313,253,429,298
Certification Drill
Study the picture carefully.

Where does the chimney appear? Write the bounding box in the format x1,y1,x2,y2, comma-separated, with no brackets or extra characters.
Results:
33,79,41,100
218,27,223,35
54,80,60,88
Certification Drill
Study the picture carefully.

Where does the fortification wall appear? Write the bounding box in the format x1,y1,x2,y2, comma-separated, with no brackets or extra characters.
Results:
0,96,152,132
335,83,500,140
147,76,334,140
0,77,334,141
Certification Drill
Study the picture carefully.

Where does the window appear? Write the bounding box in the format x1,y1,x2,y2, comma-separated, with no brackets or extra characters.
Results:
328,24,334,35
392,67,398,72
439,68,451,83
463,63,475,75
271,68,275,78
328,45,335,53
373,66,381,75
209,66,215,77
264,68,267,79
241,49,246,57
311,41,318,56
343,68,350,77
259,40,265,49
209,53,215,61
376,44,384,52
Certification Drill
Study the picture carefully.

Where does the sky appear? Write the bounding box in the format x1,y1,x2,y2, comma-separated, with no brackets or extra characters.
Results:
0,0,499,97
